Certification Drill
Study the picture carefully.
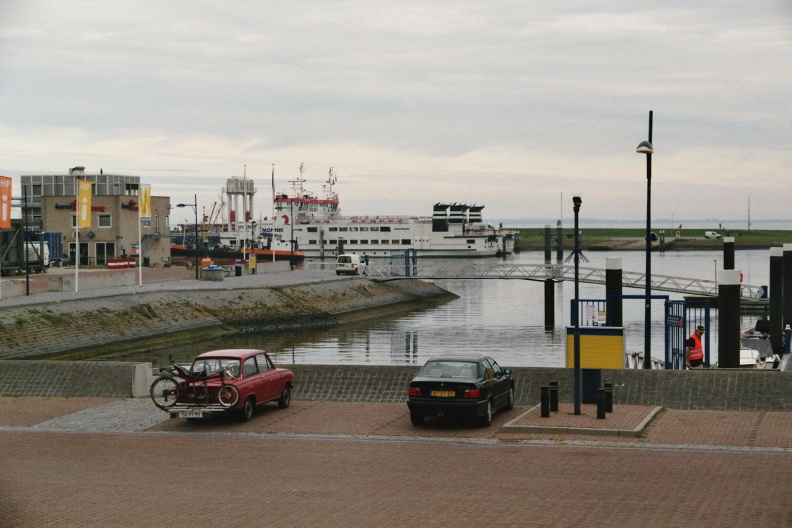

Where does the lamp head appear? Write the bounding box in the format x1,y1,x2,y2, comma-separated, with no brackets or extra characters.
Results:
636,140,654,154
572,196,582,213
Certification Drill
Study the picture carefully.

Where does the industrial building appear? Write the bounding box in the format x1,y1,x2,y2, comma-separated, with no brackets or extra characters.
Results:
20,167,171,266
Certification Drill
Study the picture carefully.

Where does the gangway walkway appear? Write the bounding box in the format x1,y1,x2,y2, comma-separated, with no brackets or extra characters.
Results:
362,261,765,301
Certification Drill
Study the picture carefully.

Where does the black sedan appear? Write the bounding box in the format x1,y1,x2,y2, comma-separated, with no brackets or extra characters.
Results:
407,355,515,427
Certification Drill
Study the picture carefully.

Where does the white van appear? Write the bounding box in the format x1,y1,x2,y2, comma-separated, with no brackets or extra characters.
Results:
336,254,367,276
24,241,51,268
704,231,721,239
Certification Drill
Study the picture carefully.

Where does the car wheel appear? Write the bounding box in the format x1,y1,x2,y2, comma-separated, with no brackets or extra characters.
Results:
504,386,515,411
410,412,424,426
336,271,341,275
238,397,255,422
478,399,493,427
278,385,291,408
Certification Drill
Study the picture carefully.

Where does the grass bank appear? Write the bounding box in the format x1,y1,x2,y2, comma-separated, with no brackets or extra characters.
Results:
510,228,792,251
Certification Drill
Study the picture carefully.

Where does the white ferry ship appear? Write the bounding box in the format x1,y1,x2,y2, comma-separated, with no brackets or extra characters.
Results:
260,166,514,259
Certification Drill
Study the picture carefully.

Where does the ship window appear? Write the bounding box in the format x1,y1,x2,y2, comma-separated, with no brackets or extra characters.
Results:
329,227,338,232
392,240,399,244
401,239,411,245
339,227,348,231
329,239,337,244
360,240,368,244
359,227,368,231
370,240,378,245
467,239,475,244
350,240,357,244
370,227,379,232
350,227,358,232
308,240,317,245
307,227,318,232
380,226,391,232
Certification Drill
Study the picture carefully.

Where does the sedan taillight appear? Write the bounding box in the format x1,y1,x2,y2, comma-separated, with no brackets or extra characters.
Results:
463,388,480,399
408,386,422,397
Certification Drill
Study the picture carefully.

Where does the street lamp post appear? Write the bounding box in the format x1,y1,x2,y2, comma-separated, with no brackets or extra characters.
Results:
636,111,654,368
177,194,199,280
572,196,582,415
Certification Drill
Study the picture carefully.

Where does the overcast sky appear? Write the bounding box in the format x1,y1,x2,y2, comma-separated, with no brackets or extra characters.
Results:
1,1,790,225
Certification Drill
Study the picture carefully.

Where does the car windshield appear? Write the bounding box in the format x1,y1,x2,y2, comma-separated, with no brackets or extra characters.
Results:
191,358,241,378
419,360,479,379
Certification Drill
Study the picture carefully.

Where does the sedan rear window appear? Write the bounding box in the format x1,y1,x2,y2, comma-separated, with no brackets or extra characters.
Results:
191,358,241,378
419,361,479,379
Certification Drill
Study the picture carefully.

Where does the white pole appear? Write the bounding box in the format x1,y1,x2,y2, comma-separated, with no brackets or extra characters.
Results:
138,194,143,286
272,164,276,263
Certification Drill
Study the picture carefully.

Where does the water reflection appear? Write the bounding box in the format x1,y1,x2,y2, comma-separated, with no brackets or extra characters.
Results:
92,250,771,368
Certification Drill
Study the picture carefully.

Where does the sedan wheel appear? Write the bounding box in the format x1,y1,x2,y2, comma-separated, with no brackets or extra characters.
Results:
410,412,424,426
238,397,255,422
478,399,493,427
505,386,515,411
278,385,291,408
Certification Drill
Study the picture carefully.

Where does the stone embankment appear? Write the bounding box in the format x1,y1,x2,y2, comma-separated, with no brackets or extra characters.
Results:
0,272,456,360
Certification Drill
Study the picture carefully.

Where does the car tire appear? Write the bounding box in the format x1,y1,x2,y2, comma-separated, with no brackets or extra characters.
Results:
504,386,515,411
336,271,341,275
478,399,493,427
278,385,291,408
238,397,255,422
410,412,424,426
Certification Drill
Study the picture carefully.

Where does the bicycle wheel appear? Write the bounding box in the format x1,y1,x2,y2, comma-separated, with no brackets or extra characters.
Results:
217,384,239,407
150,376,180,410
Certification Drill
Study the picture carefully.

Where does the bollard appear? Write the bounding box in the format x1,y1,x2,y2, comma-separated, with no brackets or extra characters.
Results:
604,383,613,413
540,386,550,418
596,388,606,419
549,380,559,412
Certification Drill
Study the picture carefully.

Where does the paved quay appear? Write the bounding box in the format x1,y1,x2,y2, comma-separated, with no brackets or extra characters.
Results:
0,264,336,308
0,397,790,527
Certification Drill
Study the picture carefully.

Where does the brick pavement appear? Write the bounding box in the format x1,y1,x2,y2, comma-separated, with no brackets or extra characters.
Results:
0,398,790,527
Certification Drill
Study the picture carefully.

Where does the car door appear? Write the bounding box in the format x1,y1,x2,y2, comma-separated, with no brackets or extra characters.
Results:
256,353,281,402
488,358,509,408
482,358,507,408
238,356,264,402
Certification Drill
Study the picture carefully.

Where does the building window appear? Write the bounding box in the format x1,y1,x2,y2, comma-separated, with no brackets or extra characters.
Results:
98,214,112,228
125,183,138,196
95,242,116,265
401,239,411,245
32,184,42,196
70,214,77,228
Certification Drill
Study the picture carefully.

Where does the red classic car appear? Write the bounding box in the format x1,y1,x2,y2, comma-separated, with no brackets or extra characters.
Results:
150,349,294,422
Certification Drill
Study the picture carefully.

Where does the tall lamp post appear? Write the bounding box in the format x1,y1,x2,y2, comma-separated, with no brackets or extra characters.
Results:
177,194,199,280
636,111,654,368
572,196,582,415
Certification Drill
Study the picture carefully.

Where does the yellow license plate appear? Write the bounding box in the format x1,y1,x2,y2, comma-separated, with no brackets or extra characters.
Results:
431,390,456,397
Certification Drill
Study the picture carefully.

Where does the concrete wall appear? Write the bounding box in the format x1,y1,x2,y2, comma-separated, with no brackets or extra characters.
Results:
48,270,137,292
1,361,789,411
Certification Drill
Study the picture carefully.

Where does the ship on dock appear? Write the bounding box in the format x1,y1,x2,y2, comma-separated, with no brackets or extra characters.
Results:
261,165,515,259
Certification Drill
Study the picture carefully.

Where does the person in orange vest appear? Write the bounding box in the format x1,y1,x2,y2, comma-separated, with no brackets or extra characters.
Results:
685,325,705,369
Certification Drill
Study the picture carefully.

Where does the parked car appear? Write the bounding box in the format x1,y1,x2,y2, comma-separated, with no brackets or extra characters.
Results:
336,254,367,275
406,355,515,427
151,349,294,422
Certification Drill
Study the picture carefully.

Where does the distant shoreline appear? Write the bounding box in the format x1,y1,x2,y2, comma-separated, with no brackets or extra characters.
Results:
511,227,792,252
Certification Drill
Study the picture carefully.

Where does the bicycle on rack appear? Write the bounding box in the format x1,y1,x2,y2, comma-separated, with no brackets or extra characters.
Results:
150,355,240,415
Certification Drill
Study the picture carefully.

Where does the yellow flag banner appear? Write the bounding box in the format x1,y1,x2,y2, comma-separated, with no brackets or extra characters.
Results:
140,184,151,219
77,179,92,228
0,176,12,229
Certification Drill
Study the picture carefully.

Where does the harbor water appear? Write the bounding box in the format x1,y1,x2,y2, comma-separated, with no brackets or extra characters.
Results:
104,249,772,369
